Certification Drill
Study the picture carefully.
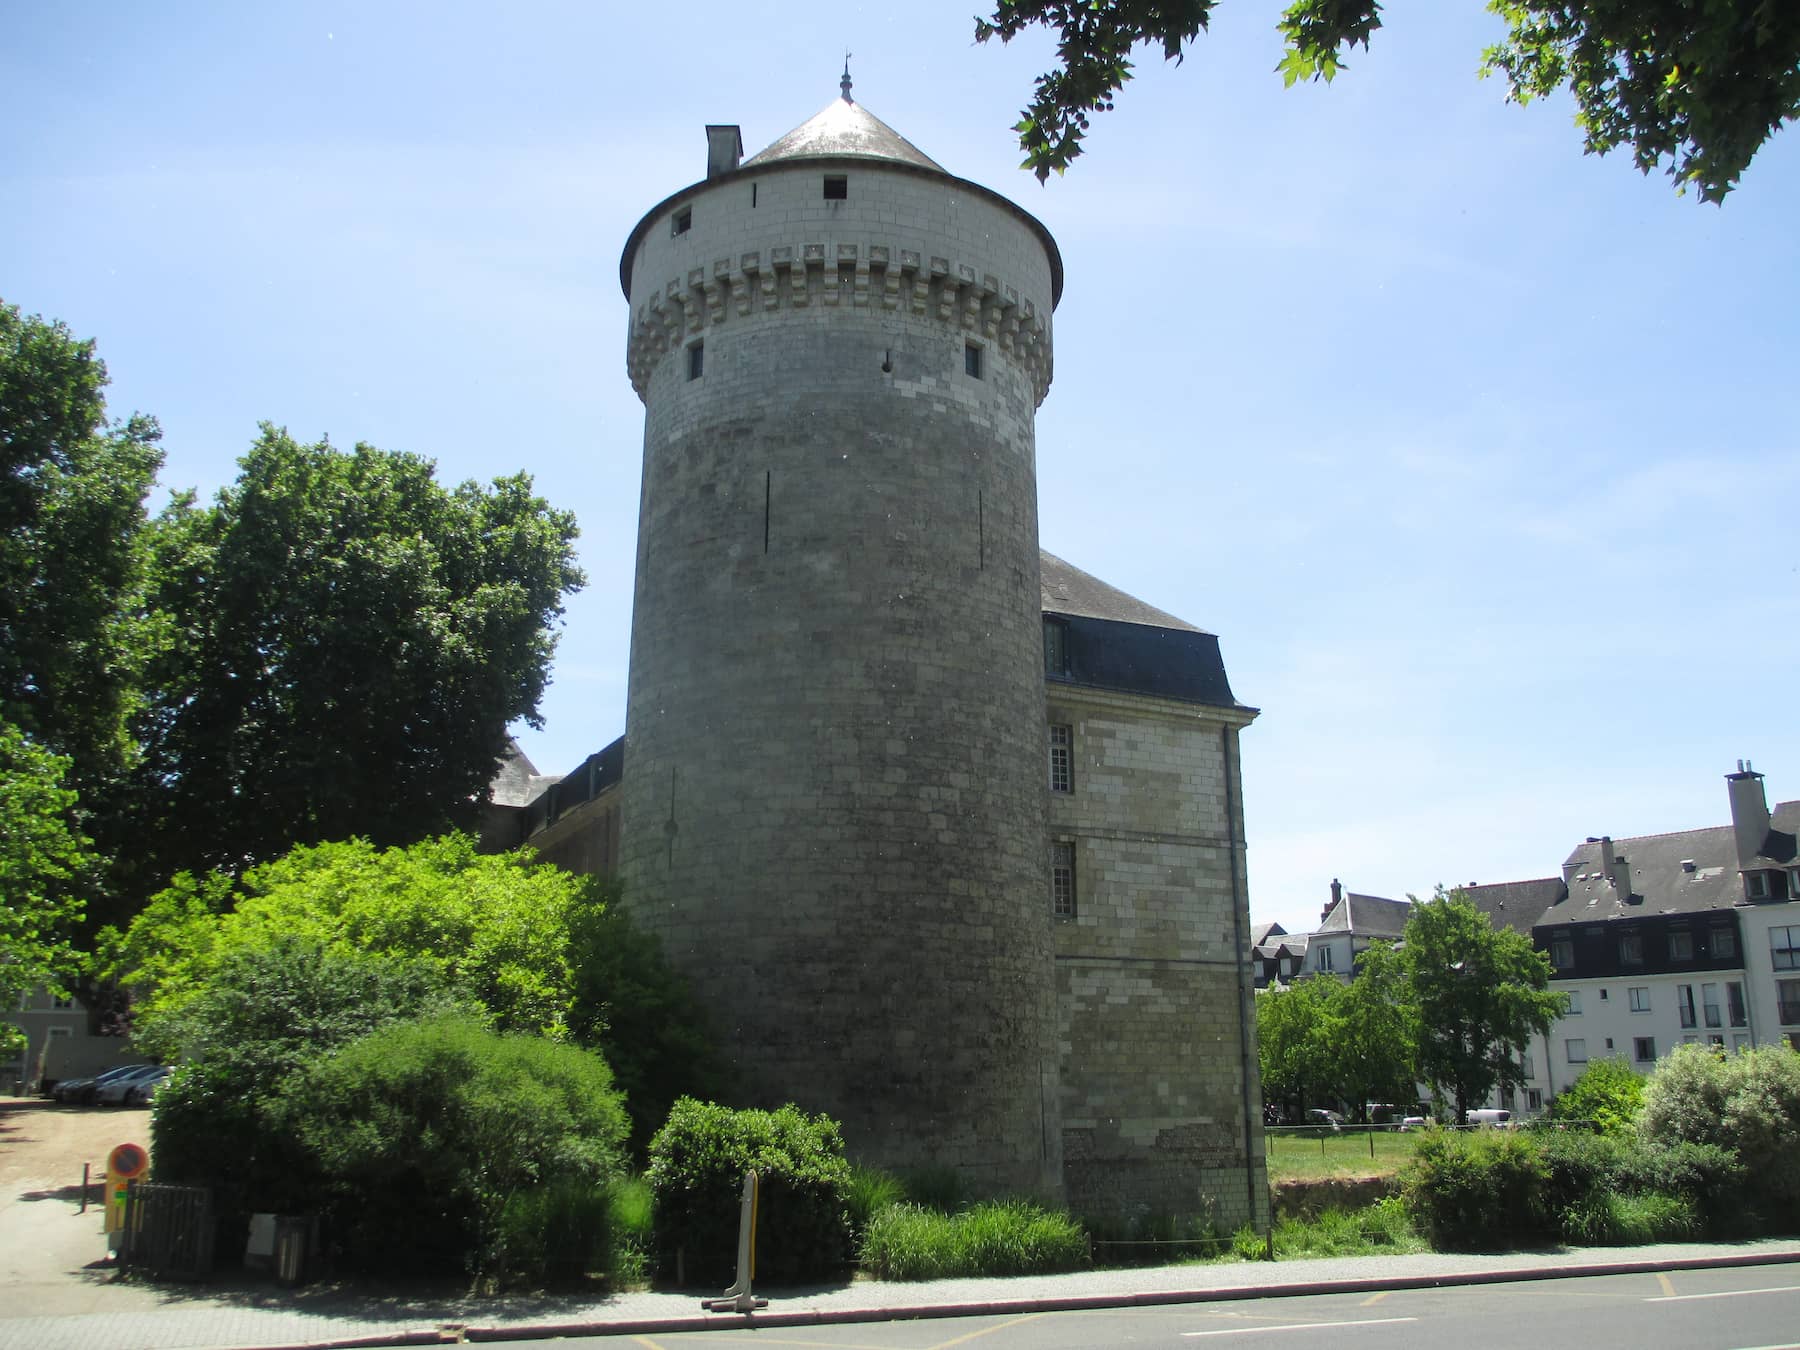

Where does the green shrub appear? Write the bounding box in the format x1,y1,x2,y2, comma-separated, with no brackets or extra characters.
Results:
284,1014,628,1277
1231,1224,1268,1260
493,1180,618,1288
1536,1129,1624,1219
1641,1043,1800,1226
645,1099,852,1286
1612,1140,1746,1234
608,1175,654,1286
1400,1126,1550,1249
1272,1199,1427,1258
1547,1057,1644,1136
1560,1189,1701,1245
859,1201,1088,1281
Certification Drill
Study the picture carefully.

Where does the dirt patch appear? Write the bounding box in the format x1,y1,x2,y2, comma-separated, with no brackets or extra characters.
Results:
0,1098,149,1195
1272,1174,1399,1220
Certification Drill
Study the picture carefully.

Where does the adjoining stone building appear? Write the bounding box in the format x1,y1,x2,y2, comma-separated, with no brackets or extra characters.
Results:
490,86,1266,1230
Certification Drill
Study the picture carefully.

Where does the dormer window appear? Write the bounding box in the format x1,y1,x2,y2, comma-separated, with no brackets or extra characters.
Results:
1747,870,1772,900
1043,617,1069,678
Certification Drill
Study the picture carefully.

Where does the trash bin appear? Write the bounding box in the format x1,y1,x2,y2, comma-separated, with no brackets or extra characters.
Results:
273,1216,316,1285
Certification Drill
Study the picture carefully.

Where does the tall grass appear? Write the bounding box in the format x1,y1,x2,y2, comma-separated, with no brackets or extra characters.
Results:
859,1200,1089,1281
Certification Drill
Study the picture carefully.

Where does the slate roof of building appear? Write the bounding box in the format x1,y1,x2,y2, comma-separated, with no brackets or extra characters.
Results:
1535,799,1800,927
1253,921,1288,946
1040,550,1204,633
742,96,945,173
488,739,563,808
1461,878,1568,937
1315,892,1412,938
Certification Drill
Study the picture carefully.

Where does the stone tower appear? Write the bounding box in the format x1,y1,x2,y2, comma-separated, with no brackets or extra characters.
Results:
617,88,1063,1194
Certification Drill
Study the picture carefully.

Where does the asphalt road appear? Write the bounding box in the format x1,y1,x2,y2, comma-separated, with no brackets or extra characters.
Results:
529,1263,1800,1350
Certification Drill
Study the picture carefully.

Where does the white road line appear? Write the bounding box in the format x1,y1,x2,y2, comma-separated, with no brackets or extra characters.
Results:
1182,1317,1418,1337
1647,1286,1800,1303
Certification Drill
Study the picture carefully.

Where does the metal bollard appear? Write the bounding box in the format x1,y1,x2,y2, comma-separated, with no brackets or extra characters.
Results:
702,1170,768,1313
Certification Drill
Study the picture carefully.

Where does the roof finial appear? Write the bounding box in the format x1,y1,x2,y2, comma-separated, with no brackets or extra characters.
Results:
841,51,854,103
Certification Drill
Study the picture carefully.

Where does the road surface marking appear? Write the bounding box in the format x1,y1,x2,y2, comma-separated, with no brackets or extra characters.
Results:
1656,1272,1676,1296
1359,1291,1390,1307
930,1313,1047,1348
1183,1317,1418,1337
1648,1286,1800,1303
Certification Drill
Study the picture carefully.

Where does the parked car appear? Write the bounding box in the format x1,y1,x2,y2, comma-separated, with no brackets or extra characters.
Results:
121,1066,173,1107
1466,1108,1513,1128
92,1064,166,1107
1398,1115,1428,1131
1305,1108,1345,1131
53,1063,149,1105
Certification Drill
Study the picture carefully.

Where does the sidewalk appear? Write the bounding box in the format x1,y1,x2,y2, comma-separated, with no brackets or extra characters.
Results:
4,1238,1799,1350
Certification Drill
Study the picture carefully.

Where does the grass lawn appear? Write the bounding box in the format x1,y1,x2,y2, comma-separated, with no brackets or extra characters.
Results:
1265,1128,1421,1181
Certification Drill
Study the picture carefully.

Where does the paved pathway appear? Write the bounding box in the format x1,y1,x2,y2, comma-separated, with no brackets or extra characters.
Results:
3,1237,1798,1350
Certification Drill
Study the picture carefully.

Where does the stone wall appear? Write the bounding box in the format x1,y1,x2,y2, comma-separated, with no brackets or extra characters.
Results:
1047,682,1268,1230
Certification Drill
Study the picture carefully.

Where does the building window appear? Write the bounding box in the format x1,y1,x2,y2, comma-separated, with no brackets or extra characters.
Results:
1619,932,1644,966
1773,926,1800,971
1318,944,1335,973
823,174,847,200
1788,1033,1800,1053
1747,870,1772,900
1550,934,1573,970
672,206,692,236
964,343,983,378
1527,1088,1544,1111
1628,986,1651,1013
1050,840,1076,919
51,994,73,1010
1779,978,1800,1026
1668,929,1693,961
1727,981,1747,1028
1599,987,1609,1001
1566,1039,1588,1064
1702,982,1722,1028
1683,1035,1699,1046
1047,723,1072,794
1678,985,1696,1029
1634,1036,1657,1063
1043,618,1069,677
1709,1034,1725,1048
1563,989,1582,1015
686,341,704,381
1713,923,1738,959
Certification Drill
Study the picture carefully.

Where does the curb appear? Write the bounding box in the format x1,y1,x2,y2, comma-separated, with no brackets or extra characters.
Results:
173,1247,1800,1350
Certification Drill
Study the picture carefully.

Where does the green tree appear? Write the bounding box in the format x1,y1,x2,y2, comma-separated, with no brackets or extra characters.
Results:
125,425,583,891
1548,1055,1644,1136
0,301,162,797
105,834,588,1040
1401,887,1563,1124
1331,943,1420,1120
1639,1042,1800,1217
975,1,1800,202
0,723,96,1006
1255,975,1338,1117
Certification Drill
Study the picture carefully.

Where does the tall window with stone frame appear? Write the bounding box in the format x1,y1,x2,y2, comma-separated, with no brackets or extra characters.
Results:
1050,840,1076,920
1048,723,1072,794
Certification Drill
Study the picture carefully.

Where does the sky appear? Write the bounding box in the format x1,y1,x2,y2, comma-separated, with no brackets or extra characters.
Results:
4,3,1797,938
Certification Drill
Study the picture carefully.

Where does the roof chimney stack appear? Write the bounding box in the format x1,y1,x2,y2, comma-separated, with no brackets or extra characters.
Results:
705,124,743,179
1324,877,1342,924
1726,760,1771,866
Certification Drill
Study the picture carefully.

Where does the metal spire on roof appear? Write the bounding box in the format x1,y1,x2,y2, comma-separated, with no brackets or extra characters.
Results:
841,51,854,103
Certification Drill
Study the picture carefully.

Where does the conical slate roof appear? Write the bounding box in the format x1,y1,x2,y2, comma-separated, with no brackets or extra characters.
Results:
742,95,945,173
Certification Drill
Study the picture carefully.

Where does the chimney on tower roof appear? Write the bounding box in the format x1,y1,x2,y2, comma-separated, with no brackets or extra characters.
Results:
705,124,743,179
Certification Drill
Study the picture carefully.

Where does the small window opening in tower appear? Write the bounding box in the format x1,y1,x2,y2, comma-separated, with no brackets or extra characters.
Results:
687,340,704,381
823,174,847,200
672,206,692,236
965,343,984,379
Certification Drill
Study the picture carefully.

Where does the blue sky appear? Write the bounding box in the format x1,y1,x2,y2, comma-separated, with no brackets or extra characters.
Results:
5,3,1796,937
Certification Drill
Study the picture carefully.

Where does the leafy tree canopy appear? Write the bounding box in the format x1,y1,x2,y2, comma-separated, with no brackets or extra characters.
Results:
1256,945,1417,1119
0,722,96,1006
1401,886,1564,1123
104,833,586,1042
124,426,583,894
1548,1054,1644,1136
0,301,162,787
975,0,1800,201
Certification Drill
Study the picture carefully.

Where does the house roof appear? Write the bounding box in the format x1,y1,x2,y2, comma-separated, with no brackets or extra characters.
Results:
1536,799,1800,927
741,95,945,173
1315,892,1411,939
1252,921,1288,946
487,739,562,808
1460,878,1568,937
1040,550,1204,633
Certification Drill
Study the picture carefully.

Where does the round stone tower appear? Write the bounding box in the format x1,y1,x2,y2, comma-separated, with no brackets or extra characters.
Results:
617,86,1063,1195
